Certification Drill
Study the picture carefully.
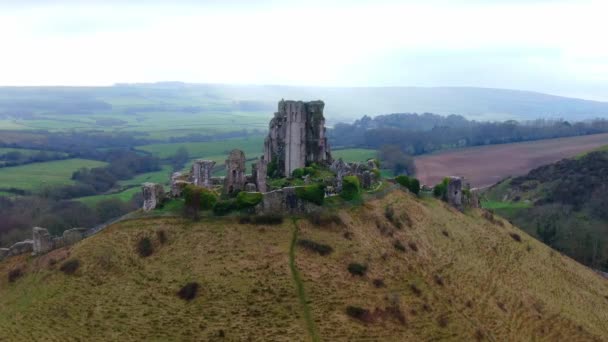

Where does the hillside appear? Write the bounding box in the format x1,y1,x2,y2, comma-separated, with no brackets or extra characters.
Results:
484,150,608,271
1,84,608,126
1,190,607,341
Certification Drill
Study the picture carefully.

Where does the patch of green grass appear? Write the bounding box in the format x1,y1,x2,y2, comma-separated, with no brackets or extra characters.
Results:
481,200,532,217
118,165,173,187
332,149,377,162
136,136,265,159
75,187,141,207
0,158,107,191
575,144,608,159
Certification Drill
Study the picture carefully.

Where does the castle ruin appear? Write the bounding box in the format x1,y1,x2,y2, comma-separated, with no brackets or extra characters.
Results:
264,100,332,177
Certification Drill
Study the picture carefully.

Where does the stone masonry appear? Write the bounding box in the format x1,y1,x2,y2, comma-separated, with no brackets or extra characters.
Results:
33,227,53,255
264,100,332,177
191,159,216,189
225,149,246,194
447,176,463,210
252,157,267,193
142,183,166,212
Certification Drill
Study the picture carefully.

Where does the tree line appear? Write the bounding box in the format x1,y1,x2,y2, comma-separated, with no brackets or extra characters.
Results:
329,113,608,155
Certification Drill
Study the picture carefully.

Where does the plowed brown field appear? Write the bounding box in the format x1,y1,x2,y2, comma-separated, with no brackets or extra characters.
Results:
414,133,608,188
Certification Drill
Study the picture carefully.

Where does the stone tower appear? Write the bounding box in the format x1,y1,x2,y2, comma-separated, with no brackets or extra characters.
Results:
225,149,246,193
264,100,332,177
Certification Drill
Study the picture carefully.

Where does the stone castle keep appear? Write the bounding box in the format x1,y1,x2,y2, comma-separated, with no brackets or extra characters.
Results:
264,100,332,177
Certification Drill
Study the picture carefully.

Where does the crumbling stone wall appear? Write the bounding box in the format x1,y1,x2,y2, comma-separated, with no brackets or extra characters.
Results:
190,160,216,189
142,183,165,212
252,157,267,193
264,100,332,177
33,227,53,255
447,177,463,209
255,186,321,215
225,149,246,194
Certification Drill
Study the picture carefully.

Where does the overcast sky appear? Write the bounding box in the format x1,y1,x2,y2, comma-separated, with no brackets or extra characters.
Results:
0,0,606,100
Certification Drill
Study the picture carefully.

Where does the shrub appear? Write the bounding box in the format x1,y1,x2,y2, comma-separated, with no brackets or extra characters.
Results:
509,233,522,242
395,175,420,195
213,199,237,216
238,214,284,225
408,241,418,252
177,282,200,301
346,306,371,322
295,184,325,205
8,268,23,283
395,175,411,188
157,230,167,244
437,315,449,328
267,158,279,178
236,192,263,209
60,259,80,275
373,278,385,288
394,240,406,252
137,237,153,257
371,168,381,179
347,262,367,276
297,239,333,256
433,178,450,200
183,185,218,211
341,176,361,201
307,212,343,226
291,167,314,179
409,283,422,296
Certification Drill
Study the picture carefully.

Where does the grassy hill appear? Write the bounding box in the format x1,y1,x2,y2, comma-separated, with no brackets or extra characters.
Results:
1,190,607,341
483,150,608,271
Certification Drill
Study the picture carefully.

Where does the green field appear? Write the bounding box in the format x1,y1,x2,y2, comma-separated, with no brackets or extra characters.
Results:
0,159,107,191
332,148,377,162
0,147,51,156
75,187,142,207
137,136,265,159
118,164,173,187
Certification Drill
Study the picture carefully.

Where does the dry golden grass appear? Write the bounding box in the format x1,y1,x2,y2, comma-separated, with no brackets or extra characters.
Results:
0,190,607,341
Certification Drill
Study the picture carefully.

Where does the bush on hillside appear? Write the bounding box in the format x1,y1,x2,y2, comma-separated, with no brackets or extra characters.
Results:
137,237,153,257
347,262,367,276
8,268,23,283
295,184,325,205
297,239,333,256
346,306,371,322
433,178,450,200
291,167,315,179
183,185,218,211
177,282,200,301
236,192,263,209
59,259,80,275
341,176,361,201
213,199,237,216
239,214,283,225
306,211,344,226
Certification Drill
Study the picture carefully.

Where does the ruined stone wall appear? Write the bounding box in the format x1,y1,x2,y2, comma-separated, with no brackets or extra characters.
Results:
252,157,267,193
255,186,321,215
264,100,332,177
447,177,463,210
190,160,216,189
142,183,166,212
224,149,246,194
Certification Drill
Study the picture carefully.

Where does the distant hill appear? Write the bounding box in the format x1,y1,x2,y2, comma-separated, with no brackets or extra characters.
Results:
484,148,608,271
1,84,608,123
1,190,607,340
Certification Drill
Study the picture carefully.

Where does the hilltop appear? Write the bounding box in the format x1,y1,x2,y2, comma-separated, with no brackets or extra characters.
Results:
1,189,607,341
484,149,608,272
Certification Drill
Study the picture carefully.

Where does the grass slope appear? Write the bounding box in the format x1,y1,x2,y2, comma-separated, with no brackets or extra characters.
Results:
0,158,107,191
0,190,607,341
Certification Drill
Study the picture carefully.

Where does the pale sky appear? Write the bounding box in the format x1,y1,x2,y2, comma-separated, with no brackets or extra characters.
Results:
0,0,607,100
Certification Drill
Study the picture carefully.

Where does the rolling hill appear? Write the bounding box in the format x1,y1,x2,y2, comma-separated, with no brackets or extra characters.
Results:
1,189,607,341
483,149,608,272
1,84,608,125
